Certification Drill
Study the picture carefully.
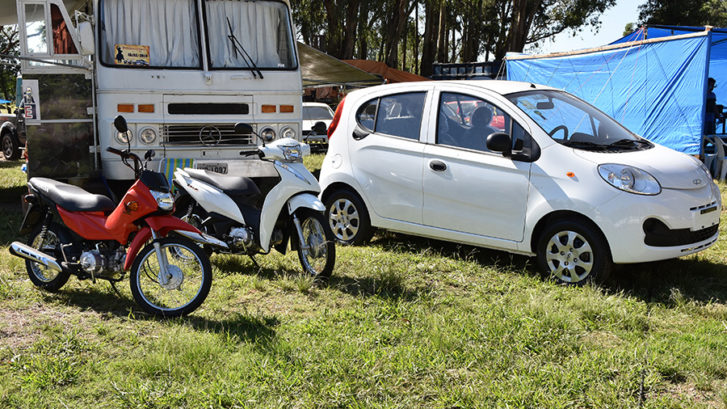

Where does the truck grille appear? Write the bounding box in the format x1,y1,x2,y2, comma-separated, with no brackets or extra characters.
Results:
162,124,254,146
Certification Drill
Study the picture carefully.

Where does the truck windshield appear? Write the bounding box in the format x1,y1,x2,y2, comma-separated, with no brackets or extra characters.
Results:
99,0,296,70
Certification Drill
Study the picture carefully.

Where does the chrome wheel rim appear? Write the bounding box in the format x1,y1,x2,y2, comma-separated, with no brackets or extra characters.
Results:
300,216,329,276
329,198,359,242
136,242,205,312
29,230,60,283
544,230,593,283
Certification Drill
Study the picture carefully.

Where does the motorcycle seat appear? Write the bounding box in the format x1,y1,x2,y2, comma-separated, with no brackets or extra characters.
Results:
28,178,115,213
184,169,261,198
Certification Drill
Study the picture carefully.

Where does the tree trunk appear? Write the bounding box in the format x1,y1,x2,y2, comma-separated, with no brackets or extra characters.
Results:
436,2,447,63
323,0,343,57
357,1,369,59
385,0,411,69
341,0,360,59
420,0,440,77
414,2,420,74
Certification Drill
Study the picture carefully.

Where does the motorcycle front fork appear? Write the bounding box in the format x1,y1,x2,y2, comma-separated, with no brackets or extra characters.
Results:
291,214,309,251
151,230,171,285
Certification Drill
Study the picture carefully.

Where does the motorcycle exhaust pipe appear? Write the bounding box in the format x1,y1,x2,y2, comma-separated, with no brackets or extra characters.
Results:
9,241,64,272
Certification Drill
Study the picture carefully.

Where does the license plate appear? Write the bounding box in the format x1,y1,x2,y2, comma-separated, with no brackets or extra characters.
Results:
196,162,228,174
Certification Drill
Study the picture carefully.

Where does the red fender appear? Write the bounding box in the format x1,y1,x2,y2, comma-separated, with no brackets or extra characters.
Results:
123,215,202,270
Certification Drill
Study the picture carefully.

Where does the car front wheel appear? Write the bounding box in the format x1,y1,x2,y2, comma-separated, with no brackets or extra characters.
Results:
2,132,20,160
536,219,612,285
325,189,373,245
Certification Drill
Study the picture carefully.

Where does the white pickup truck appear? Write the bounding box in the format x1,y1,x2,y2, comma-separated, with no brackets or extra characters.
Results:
0,109,23,160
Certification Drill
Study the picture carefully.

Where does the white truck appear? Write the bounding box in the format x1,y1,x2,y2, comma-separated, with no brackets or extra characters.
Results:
2,0,302,183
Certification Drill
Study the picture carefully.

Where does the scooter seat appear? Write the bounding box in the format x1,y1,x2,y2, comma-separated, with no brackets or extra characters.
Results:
184,169,261,198
28,178,115,213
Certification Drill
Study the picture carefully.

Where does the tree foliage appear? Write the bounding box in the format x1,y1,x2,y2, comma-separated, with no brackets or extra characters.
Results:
0,25,19,102
638,0,727,27
291,0,616,75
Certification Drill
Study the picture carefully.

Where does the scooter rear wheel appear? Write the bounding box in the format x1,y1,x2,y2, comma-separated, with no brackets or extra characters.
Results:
25,223,71,292
294,209,336,280
129,236,212,317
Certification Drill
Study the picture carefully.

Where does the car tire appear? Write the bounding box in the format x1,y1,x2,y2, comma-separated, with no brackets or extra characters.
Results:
1,131,20,160
536,219,612,285
324,188,373,245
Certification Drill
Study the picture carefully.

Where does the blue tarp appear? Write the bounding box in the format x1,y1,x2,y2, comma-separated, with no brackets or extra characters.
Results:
506,27,723,155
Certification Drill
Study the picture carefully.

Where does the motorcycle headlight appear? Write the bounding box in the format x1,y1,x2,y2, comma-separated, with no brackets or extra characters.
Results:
150,190,174,211
281,144,302,162
598,164,661,195
139,127,157,144
115,130,132,144
281,126,296,140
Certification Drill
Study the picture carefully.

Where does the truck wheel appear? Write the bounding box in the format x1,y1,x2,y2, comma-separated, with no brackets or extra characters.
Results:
2,132,20,160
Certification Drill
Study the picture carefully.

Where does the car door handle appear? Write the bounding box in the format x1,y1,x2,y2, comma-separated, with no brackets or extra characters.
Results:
429,160,447,172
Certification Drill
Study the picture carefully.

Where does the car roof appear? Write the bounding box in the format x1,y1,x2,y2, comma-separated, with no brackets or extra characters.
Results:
302,102,332,108
347,80,557,99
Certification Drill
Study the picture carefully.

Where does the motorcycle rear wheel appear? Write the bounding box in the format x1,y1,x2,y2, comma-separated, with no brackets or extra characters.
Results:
294,209,336,280
129,236,212,317
25,223,71,292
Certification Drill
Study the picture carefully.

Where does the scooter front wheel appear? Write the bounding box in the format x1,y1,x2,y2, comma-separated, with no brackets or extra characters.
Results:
294,209,336,280
129,236,212,317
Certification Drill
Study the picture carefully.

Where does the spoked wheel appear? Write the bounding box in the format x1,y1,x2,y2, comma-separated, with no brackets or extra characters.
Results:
294,209,336,280
536,219,611,285
130,237,212,317
325,189,372,245
25,224,71,292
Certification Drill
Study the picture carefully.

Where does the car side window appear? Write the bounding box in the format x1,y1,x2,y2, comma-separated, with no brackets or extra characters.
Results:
356,98,378,131
437,92,511,152
373,92,426,140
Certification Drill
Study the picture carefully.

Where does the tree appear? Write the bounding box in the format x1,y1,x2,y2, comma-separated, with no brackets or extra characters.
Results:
0,25,19,102
639,0,727,27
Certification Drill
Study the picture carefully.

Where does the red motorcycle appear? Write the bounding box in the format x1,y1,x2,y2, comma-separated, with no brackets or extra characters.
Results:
9,116,227,317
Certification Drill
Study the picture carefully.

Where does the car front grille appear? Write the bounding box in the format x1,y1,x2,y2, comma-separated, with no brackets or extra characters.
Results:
643,218,719,247
162,124,254,146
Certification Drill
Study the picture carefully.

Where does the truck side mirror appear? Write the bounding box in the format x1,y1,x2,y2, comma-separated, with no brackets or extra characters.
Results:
78,22,95,55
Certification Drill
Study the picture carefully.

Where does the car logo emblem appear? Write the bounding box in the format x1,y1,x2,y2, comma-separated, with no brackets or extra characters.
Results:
199,126,222,146
693,179,702,185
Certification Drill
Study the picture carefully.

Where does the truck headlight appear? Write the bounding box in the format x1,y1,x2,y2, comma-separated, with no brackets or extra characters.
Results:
150,190,174,211
115,130,132,144
139,127,157,144
598,164,661,195
260,127,276,142
281,126,296,140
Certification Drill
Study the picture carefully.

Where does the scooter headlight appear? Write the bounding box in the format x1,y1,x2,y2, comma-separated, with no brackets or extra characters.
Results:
281,144,302,162
598,164,661,195
151,190,174,211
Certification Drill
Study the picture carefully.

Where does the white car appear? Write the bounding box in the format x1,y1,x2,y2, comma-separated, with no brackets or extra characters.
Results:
302,102,335,151
318,80,721,284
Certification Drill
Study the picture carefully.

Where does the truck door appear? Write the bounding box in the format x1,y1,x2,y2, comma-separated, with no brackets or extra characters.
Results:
18,0,95,181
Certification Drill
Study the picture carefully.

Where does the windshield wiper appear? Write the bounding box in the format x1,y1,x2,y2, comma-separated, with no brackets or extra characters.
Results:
226,17,263,79
561,140,608,150
606,139,651,150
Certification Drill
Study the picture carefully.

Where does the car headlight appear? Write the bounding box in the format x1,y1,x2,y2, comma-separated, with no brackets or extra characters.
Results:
139,127,157,144
281,126,296,139
281,144,302,162
598,164,661,195
150,190,174,211
115,129,132,144
260,127,276,142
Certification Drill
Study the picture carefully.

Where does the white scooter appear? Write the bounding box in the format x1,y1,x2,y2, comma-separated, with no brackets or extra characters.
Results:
173,123,335,279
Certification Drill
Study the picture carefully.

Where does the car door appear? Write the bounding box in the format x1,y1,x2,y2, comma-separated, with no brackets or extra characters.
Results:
422,89,533,242
349,88,432,224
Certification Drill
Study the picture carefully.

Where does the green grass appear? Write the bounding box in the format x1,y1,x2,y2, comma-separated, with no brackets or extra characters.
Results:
1,155,727,407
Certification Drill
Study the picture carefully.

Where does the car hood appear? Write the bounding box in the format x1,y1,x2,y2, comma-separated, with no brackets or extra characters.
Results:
573,144,710,190
302,118,333,129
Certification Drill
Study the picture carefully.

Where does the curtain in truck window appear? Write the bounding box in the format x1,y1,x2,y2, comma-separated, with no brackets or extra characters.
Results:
100,0,200,68
205,0,296,69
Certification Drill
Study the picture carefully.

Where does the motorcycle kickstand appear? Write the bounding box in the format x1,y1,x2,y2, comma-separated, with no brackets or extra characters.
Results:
109,280,123,298
248,254,261,273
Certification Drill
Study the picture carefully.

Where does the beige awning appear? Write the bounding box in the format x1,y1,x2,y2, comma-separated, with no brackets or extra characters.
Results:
298,42,382,88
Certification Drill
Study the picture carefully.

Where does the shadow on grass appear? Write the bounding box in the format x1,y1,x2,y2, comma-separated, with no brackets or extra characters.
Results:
0,160,26,204
43,284,278,345
0,211,23,247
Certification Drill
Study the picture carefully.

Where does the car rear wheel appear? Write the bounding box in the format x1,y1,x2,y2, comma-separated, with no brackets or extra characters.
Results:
325,189,373,245
536,219,611,285
2,132,20,160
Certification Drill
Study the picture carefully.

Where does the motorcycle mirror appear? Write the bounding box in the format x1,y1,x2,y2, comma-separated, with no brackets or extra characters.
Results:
114,115,128,133
234,122,254,135
144,150,155,160
312,121,327,135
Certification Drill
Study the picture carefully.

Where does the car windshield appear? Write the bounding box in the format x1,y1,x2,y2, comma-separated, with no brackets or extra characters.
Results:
507,90,652,152
303,106,333,120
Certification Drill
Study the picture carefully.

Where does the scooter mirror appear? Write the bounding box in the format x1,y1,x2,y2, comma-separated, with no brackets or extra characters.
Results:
144,150,155,160
312,121,327,135
114,115,128,133
235,122,254,135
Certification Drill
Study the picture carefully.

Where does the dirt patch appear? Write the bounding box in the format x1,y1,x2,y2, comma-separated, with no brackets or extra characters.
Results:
663,381,725,408
0,305,100,352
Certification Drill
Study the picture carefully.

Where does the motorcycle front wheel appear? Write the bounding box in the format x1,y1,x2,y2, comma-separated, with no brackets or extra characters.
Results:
129,236,212,317
294,209,336,280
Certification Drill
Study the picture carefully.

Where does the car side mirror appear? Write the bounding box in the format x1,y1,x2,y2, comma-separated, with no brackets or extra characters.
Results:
235,122,254,135
77,22,95,56
113,115,128,133
486,132,512,156
312,121,327,135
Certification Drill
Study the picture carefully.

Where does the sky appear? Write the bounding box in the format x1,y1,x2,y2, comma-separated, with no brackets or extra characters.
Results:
528,0,642,55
